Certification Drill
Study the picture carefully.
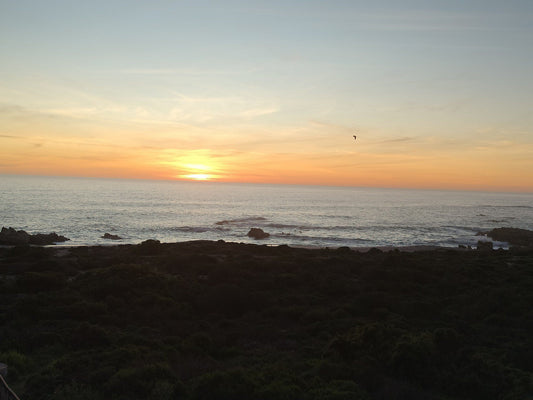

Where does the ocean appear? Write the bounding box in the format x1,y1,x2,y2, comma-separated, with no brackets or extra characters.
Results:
1,175,532,249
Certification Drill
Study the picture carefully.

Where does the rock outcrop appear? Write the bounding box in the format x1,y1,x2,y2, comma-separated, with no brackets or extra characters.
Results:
102,233,122,240
134,239,162,255
247,228,270,239
0,227,29,245
486,228,533,247
476,240,493,251
0,227,69,245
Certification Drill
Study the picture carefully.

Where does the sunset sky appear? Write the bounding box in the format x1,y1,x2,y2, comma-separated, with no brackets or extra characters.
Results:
1,0,532,191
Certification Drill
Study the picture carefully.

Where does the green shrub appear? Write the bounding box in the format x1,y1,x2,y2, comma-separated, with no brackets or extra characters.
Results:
53,382,103,400
69,322,111,349
308,380,369,400
313,360,353,382
196,284,259,317
0,350,32,382
181,332,214,355
191,369,258,400
256,379,301,400
390,332,435,381
105,363,179,399
17,271,66,292
327,323,402,363
433,328,461,355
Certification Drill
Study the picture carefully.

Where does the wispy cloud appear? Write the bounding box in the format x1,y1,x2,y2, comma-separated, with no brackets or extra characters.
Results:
238,107,279,118
359,12,481,32
119,66,260,76
165,93,279,123
377,136,417,144
0,104,26,114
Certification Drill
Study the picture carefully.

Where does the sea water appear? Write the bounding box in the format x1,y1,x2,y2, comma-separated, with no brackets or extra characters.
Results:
1,175,532,249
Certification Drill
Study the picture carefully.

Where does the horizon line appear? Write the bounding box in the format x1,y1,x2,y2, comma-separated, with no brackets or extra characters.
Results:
2,172,532,194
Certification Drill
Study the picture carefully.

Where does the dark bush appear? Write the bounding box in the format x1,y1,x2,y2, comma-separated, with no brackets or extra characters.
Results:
308,380,369,400
196,284,262,317
69,322,111,349
433,328,461,355
52,382,103,400
2,241,533,400
390,332,435,381
0,350,32,383
17,271,66,292
105,363,180,399
191,369,258,400
256,379,301,400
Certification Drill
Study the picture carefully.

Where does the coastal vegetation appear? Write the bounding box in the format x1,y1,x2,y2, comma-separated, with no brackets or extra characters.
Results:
1,239,532,399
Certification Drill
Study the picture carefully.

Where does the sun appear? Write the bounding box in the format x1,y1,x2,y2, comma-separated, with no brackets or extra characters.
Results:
158,150,224,181
181,163,215,181
184,173,211,181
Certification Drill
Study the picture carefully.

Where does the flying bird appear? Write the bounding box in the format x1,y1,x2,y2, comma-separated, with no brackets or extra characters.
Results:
353,135,357,141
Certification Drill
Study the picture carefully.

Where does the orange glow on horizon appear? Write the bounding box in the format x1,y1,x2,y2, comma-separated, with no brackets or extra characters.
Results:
182,173,212,181
1,132,532,192
156,151,227,182
179,163,215,181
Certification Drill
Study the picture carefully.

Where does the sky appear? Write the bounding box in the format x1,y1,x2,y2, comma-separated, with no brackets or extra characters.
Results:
1,0,533,192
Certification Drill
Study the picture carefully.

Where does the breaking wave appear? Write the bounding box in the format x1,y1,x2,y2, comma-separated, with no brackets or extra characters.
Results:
215,217,268,225
2,176,532,248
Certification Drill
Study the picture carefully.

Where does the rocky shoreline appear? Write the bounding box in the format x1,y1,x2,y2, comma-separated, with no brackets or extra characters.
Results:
0,227,69,246
2,225,533,250
484,227,533,247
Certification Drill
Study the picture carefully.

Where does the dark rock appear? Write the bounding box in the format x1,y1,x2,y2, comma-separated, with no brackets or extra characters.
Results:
102,233,122,240
0,227,69,245
477,240,493,251
135,239,162,255
141,239,160,246
29,232,69,245
0,227,30,245
367,247,383,255
247,228,270,239
336,246,351,253
486,228,533,247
